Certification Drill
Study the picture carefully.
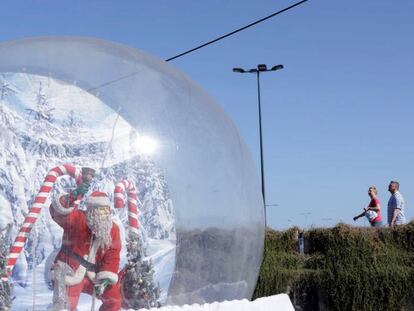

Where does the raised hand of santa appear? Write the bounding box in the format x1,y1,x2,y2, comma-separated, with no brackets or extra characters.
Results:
71,182,90,197
70,167,95,198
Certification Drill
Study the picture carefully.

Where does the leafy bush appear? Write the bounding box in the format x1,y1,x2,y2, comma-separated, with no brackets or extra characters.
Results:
254,223,414,311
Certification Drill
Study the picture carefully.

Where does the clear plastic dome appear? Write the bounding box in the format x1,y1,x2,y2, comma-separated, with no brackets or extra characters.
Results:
0,37,265,309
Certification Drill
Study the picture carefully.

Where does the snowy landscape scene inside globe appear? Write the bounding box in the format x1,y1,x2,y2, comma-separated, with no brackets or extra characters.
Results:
0,72,176,310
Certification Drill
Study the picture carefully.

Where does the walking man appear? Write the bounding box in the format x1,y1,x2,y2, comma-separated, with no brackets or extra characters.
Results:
387,181,406,228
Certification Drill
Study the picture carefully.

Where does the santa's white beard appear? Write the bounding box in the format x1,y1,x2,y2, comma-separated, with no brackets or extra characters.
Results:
87,210,112,249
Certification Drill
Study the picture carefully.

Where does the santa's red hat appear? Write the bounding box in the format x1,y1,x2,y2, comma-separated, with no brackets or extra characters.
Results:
86,191,111,208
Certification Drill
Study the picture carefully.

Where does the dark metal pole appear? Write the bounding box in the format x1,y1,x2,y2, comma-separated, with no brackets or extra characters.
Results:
256,71,267,226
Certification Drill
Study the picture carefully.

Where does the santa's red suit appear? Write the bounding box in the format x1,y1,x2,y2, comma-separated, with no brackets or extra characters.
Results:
50,192,122,311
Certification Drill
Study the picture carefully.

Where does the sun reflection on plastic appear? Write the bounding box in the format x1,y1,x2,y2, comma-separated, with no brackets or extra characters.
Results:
136,135,158,155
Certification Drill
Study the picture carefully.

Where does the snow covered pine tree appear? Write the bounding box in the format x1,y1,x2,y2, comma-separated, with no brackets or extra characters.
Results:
0,228,12,310
121,231,161,309
115,180,161,309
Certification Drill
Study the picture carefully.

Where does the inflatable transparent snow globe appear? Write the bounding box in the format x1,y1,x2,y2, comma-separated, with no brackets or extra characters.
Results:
0,37,264,310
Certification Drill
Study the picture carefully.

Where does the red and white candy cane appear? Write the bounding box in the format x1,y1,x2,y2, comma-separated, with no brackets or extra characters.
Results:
6,164,81,274
114,180,139,235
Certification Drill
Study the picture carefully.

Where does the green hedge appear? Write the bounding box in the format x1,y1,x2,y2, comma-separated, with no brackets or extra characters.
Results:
254,223,414,311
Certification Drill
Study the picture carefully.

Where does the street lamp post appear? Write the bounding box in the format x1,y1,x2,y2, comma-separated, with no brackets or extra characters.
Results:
233,64,284,226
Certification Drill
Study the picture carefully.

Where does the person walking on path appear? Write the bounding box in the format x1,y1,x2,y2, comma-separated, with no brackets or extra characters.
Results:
353,186,383,227
387,181,406,229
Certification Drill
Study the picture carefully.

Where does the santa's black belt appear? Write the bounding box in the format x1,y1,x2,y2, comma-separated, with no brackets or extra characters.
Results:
60,246,97,272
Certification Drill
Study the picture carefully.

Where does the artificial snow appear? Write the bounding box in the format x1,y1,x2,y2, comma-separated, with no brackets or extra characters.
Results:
136,294,294,311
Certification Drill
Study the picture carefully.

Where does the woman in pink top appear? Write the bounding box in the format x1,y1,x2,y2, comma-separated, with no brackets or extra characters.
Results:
353,186,383,227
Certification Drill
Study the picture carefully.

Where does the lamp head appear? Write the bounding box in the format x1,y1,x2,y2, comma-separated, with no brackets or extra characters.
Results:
232,67,245,73
257,64,267,71
271,64,284,71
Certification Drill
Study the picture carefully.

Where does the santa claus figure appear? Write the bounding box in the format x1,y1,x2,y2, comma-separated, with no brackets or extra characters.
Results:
49,190,122,311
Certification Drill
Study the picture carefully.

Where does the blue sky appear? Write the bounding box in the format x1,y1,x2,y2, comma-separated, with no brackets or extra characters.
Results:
2,0,414,229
